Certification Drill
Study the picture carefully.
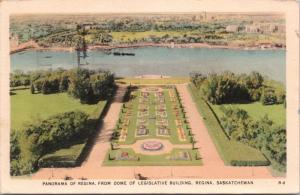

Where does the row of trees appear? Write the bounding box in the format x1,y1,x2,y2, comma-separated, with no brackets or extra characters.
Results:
11,68,116,104
38,29,113,47
10,71,31,88
190,71,285,105
219,107,286,171
37,30,248,47
10,111,91,176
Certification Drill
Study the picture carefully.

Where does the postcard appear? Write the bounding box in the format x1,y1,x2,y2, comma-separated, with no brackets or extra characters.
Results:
0,0,299,194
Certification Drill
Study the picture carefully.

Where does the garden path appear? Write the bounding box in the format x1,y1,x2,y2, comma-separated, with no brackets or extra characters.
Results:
175,84,224,166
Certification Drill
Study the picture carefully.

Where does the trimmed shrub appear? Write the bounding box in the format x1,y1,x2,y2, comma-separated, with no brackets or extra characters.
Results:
230,160,270,166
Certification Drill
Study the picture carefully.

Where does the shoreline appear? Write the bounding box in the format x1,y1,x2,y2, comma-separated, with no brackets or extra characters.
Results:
10,42,285,54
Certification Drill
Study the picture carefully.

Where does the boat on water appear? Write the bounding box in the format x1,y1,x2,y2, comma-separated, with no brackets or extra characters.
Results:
79,62,90,66
44,56,53,58
113,52,135,56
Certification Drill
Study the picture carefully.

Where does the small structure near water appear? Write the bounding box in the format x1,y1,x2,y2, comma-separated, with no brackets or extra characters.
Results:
135,75,171,79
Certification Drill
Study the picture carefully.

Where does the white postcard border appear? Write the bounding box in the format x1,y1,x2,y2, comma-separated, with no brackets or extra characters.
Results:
0,0,299,193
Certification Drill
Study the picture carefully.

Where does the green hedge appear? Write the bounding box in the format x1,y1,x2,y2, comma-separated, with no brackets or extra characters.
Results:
188,84,269,166
231,160,270,166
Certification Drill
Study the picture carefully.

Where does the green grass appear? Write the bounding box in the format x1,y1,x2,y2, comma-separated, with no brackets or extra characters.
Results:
110,30,284,46
38,142,86,167
115,77,189,85
110,31,196,42
103,148,202,166
11,89,107,130
188,84,269,166
210,102,286,126
11,89,109,169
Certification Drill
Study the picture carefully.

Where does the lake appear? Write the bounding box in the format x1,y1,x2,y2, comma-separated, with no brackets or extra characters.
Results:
11,47,286,83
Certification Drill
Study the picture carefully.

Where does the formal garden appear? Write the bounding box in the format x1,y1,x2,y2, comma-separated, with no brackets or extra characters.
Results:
104,86,201,166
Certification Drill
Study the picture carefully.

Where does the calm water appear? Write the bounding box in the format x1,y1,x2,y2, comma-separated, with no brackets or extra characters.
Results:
11,47,286,83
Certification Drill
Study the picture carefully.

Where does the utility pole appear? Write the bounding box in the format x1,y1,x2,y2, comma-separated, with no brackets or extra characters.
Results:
75,24,88,68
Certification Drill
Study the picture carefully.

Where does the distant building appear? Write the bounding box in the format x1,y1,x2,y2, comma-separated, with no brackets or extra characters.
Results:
245,25,260,33
275,24,285,33
258,24,273,34
10,36,19,48
225,25,239,33
244,23,285,34
82,23,93,30
65,24,76,29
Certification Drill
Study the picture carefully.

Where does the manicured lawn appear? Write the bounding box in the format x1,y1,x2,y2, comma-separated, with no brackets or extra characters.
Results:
103,148,202,166
11,89,107,130
188,84,269,166
115,77,189,85
210,102,286,126
38,142,86,167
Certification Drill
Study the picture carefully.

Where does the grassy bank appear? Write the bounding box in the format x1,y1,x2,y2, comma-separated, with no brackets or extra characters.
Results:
11,89,107,130
38,142,87,167
188,84,269,166
210,102,285,126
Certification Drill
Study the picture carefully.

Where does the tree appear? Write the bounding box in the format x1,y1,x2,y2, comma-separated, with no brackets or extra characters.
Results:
219,107,286,171
30,84,35,94
246,71,264,89
59,73,69,92
10,130,20,161
68,68,92,103
261,88,277,105
41,80,53,94
191,71,285,105
33,78,44,92
275,88,286,104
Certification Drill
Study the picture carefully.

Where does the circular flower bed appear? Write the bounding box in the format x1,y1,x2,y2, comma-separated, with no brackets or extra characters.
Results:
141,141,164,151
